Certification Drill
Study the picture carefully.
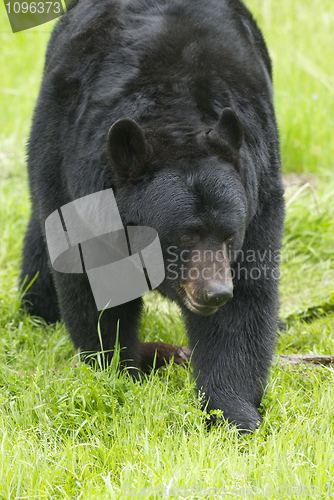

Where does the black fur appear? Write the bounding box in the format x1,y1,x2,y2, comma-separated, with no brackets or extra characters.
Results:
20,0,284,432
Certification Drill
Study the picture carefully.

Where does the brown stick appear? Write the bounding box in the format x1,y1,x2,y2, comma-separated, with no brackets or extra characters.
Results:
138,342,334,371
274,354,334,367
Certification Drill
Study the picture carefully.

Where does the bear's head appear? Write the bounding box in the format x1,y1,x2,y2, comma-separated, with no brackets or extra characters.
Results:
107,108,247,315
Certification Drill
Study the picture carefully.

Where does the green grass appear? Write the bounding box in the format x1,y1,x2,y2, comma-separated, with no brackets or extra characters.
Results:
280,175,334,320
250,0,334,174
1,0,334,498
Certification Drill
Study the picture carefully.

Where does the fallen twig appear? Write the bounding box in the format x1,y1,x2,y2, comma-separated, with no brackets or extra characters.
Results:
139,343,334,370
274,353,334,368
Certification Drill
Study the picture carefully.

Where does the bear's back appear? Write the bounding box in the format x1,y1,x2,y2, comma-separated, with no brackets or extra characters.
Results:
44,0,272,101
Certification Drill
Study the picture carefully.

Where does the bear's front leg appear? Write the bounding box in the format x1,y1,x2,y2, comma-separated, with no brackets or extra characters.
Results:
183,277,278,433
20,214,61,323
54,272,143,378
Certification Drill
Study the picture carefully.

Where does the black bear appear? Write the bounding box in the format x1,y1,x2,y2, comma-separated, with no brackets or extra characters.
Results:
20,0,284,432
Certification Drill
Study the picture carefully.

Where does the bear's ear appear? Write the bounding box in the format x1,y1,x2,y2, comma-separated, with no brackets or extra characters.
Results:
107,118,149,179
208,107,243,152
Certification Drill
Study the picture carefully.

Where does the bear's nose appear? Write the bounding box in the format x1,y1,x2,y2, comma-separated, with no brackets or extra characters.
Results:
204,283,233,307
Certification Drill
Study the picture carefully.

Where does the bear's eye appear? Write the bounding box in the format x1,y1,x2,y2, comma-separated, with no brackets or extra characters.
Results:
180,235,199,245
226,236,234,243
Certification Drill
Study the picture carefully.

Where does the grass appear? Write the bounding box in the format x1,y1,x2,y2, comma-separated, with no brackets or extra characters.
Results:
251,0,334,174
280,175,334,320
0,0,334,498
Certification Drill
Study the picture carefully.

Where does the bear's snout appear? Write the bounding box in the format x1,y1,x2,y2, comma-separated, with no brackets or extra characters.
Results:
203,282,233,307
180,242,234,315
184,279,233,316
